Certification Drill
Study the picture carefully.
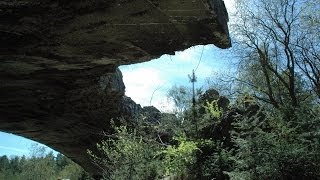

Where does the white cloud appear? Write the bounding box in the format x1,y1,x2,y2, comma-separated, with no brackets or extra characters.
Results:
171,45,206,64
122,67,167,108
121,65,181,112
121,49,197,112
173,47,199,63
120,44,232,111
0,145,28,153
149,89,177,113
224,0,236,14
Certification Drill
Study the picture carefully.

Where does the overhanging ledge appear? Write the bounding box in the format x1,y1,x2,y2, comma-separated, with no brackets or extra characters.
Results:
1,0,230,68
0,0,231,177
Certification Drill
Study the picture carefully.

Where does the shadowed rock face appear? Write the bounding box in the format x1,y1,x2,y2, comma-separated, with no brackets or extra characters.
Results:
0,0,230,176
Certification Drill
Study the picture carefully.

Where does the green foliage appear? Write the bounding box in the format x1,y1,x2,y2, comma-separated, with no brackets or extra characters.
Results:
161,135,198,176
0,145,90,180
89,119,204,179
86,1,319,178
204,100,222,119
0,155,10,168
226,105,320,179
88,120,164,180
227,0,320,108
58,163,84,180
189,140,234,179
56,153,70,171
20,153,56,180
89,86,320,180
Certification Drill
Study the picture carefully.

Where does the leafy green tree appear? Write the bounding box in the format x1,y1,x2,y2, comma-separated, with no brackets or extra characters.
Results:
89,86,320,180
20,154,57,180
88,120,165,180
0,155,10,171
19,155,26,169
226,104,320,179
56,153,70,171
0,144,89,180
0,155,14,180
58,162,84,180
226,0,320,109
161,135,198,177
9,156,21,175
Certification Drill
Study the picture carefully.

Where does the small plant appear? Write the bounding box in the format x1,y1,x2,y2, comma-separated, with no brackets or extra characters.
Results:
88,121,164,180
204,100,223,119
161,135,198,176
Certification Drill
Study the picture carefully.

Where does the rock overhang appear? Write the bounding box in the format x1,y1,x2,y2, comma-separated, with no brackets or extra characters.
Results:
0,0,231,177
1,0,230,70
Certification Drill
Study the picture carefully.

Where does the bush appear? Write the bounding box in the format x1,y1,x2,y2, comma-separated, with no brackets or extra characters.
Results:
226,106,320,179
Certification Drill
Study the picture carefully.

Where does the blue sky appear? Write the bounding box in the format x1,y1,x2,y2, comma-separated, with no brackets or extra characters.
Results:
120,45,235,111
0,0,236,157
0,131,56,157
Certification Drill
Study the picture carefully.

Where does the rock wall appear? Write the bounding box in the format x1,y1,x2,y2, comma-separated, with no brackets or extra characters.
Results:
0,0,230,177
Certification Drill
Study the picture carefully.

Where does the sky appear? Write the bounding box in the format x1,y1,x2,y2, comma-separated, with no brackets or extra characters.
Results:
119,45,235,112
0,0,236,157
0,131,57,157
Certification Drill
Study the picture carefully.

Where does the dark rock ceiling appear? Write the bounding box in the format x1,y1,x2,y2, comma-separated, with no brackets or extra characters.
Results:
0,0,231,177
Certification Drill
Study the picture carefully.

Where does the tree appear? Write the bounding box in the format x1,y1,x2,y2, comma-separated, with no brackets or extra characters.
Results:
9,156,21,174
88,121,165,180
167,85,193,115
56,153,70,171
20,153,56,180
295,1,320,99
226,105,320,179
0,155,10,171
88,86,320,179
58,163,84,180
229,0,319,110
0,145,89,180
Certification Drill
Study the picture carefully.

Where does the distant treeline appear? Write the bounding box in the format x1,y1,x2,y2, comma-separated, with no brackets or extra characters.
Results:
0,145,91,180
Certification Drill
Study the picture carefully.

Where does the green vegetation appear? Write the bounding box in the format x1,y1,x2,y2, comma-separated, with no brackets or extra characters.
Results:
1,0,318,179
89,0,320,179
0,145,91,180
90,87,320,179
88,121,164,180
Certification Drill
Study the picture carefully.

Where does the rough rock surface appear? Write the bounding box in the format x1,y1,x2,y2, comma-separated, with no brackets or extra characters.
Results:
0,0,230,176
